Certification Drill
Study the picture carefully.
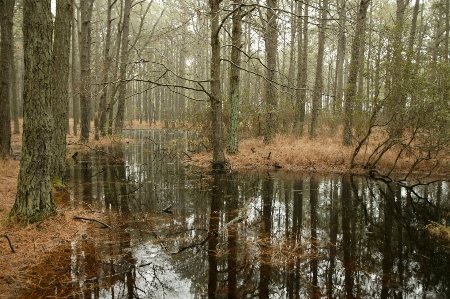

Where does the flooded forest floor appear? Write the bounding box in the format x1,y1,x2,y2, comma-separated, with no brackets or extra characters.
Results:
1,120,450,297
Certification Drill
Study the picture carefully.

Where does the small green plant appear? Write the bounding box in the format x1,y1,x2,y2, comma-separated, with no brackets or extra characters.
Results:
52,176,66,189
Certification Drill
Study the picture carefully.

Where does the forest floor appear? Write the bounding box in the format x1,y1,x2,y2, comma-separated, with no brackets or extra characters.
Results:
1,120,450,298
0,119,163,298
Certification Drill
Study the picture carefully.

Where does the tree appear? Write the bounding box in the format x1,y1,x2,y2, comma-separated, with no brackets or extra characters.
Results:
342,0,371,145
294,0,309,136
310,0,329,139
115,0,132,133
79,0,94,142
51,0,73,179
263,0,278,143
227,0,243,154
334,0,346,114
0,0,15,159
209,0,227,166
71,1,81,136
11,0,56,221
97,0,116,137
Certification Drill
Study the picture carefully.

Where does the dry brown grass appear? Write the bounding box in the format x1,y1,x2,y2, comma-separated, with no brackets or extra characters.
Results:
189,134,406,174
188,131,450,175
186,134,349,172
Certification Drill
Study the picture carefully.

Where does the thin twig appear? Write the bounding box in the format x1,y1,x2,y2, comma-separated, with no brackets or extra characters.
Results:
3,234,15,253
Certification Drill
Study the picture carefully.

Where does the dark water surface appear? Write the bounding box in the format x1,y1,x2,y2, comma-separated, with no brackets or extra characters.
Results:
21,130,450,298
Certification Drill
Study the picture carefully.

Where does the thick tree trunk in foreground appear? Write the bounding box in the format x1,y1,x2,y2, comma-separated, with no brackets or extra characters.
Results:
11,0,56,221
227,0,243,154
0,0,15,159
51,0,73,178
343,0,371,145
210,0,227,166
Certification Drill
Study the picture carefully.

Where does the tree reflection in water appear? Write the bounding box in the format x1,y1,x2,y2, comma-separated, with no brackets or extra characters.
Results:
17,130,450,298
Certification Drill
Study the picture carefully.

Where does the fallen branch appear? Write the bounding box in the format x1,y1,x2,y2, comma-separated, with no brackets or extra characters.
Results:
218,197,255,235
171,235,210,254
73,216,112,229
67,141,119,160
159,204,173,214
367,169,442,207
2,234,15,253
183,151,192,160
121,183,144,196
171,197,255,254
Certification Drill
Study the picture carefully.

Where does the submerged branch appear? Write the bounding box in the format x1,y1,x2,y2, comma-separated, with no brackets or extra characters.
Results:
367,169,446,208
170,235,210,254
67,141,119,161
73,216,113,229
159,204,173,214
171,197,255,254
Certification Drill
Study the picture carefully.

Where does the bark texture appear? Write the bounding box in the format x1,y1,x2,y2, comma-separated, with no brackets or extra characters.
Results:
209,0,227,166
98,0,115,137
12,0,56,221
310,0,328,139
343,0,371,145
0,0,15,159
115,0,132,133
263,0,278,143
227,0,243,154
51,0,73,178
79,0,94,142
294,0,308,136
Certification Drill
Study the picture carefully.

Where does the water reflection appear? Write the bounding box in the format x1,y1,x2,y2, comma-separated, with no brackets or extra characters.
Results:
18,130,450,298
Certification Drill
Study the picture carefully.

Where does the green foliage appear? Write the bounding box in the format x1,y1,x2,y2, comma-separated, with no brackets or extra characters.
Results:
52,176,66,189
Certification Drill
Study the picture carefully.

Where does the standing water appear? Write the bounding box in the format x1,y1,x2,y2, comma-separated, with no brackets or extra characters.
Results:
19,130,450,298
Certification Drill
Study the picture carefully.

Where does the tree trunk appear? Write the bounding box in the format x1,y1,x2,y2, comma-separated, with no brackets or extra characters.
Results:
108,5,123,135
408,0,420,52
11,0,56,221
263,0,278,143
342,0,371,145
51,0,73,178
79,0,94,142
11,49,20,135
227,0,242,154
294,0,309,136
115,0,132,133
71,1,80,136
98,0,115,137
209,0,227,166
445,0,449,61
309,0,328,139
334,0,346,113
0,0,15,159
